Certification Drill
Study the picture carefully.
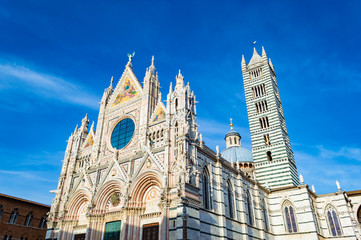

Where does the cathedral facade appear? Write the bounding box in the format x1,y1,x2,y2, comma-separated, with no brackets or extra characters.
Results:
46,48,361,240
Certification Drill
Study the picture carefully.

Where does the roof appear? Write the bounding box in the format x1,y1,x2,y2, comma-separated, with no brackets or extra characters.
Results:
0,193,51,208
221,146,253,162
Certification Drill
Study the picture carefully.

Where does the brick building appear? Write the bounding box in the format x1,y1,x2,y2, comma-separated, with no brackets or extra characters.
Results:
0,193,50,240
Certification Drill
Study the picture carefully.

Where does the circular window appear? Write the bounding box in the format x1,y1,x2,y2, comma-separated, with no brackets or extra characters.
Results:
111,118,135,150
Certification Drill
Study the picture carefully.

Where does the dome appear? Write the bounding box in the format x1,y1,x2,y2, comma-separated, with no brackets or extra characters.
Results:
221,146,253,162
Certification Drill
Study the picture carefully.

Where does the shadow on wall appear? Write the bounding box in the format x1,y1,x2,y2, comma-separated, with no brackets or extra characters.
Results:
48,218,168,240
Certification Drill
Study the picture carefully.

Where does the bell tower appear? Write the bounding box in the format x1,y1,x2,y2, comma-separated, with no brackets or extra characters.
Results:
241,47,299,188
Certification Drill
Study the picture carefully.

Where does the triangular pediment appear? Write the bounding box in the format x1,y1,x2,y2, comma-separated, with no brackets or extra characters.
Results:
150,101,166,123
110,66,143,108
82,132,94,149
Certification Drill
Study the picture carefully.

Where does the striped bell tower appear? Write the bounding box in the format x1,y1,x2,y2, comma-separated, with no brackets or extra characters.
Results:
241,47,299,188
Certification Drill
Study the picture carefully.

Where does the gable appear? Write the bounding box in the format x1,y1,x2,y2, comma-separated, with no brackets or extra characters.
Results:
83,133,94,149
151,105,166,123
112,77,139,107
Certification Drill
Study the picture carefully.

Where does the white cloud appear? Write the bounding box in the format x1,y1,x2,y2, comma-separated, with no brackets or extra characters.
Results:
294,146,361,193
0,169,55,183
317,146,361,161
0,62,100,109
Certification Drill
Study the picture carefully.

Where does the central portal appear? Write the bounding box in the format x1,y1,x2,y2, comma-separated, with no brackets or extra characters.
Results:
142,223,159,240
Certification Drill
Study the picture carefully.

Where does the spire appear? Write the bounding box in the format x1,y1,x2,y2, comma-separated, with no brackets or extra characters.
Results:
81,113,88,126
169,82,173,94
312,185,316,193
109,76,113,89
149,55,156,76
74,124,78,134
177,69,183,79
175,69,184,90
248,47,263,66
262,46,267,59
90,121,94,132
242,54,246,64
269,58,275,71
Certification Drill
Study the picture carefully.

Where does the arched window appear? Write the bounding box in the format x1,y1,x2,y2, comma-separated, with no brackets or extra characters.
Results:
245,190,253,225
24,212,33,226
357,206,361,224
226,180,234,218
261,199,269,231
9,208,18,224
39,215,47,229
202,168,211,210
326,205,342,236
283,201,297,233
0,205,3,220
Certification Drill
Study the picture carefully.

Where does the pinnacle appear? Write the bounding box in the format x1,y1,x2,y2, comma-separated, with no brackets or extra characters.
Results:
151,55,155,67
262,46,267,58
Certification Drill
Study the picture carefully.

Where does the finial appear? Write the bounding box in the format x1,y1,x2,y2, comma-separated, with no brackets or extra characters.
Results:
265,181,270,189
74,124,78,134
90,121,94,132
236,159,240,170
110,76,113,88
177,69,183,79
151,55,155,67
230,118,233,130
127,52,135,67
336,180,341,191
169,82,173,94
216,145,219,155
312,185,316,193
82,113,88,123
230,157,233,164
300,174,304,184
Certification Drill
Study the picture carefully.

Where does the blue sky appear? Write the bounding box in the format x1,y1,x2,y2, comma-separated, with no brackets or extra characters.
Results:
0,1,360,205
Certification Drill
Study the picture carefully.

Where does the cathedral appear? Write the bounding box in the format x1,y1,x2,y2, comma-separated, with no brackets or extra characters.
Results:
46,48,361,240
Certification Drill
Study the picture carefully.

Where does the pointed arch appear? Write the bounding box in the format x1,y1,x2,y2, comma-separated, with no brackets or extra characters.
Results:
9,208,19,224
226,179,235,218
245,190,254,225
325,204,342,236
24,211,33,226
202,167,211,210
261,198,269,231
282,200,298,233
357,205,361,224
0,205,3,220
39,214,47,229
